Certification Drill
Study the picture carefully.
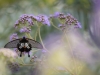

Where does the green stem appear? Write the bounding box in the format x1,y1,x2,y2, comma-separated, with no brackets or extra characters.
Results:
25,33,33,39
38,27,47,50
34,28,39,40
51,21,61,31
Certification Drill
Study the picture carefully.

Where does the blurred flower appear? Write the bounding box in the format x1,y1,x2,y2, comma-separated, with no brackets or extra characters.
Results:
58,24,66,31
20,27,31,33
53,12,66,19
14,14,35,28
36,15,50,26
74,22,82,28
27,18,34,26
42,49,47,53
0,48,18,58
30,55,37,62
65,14,81,28
8,62,20,73
10,33,18,41
14,48,20,56
57,14,82,31
0,59,11,75
59,13,66,19
53,12,60,18
14,20,19,28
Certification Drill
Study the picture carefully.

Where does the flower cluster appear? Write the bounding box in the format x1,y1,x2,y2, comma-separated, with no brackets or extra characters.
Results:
51,12,82,30
36,15,50,26
14,14,51,34
53,12,66,19
10,33,18,41
14,14,35,28
65,14,81,28
20,27,31,33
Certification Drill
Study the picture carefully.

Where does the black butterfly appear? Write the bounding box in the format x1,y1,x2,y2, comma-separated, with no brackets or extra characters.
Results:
4,37,43,57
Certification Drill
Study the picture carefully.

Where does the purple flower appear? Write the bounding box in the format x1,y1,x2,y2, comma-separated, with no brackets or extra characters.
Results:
74,22,82,28
53,12,66,19
10,33,18,41
36,15,50,26
27,18,34,26
20,27,31,33
65,13,82,28
20,14,28,19
54,12,60,18
58,24,66,30
42,49,47,53
14,14,35,28
14,20,19,28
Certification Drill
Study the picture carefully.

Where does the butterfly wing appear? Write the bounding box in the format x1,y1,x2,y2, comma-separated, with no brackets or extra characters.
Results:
28,39,43,49
4,39,20,48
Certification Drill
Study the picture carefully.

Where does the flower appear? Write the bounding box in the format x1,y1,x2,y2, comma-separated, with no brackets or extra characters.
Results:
10,33,18,41
8,62,20,73
53,12,66,19
27,18,34,26
58,24,66,31
14,14,35,28
74,22,82,28
0,48,18,58
36,15,50,26
53,12,60,18
65,14,82,28
20,27,31,33
14,20,19,28
42,49,47,53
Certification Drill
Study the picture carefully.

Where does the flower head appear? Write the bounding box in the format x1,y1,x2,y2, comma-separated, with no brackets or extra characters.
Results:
74,22,82,28
36,15,50,26
0,48,18,58
20,27,31,33
10,33,18,41
14,14,35,28
53,12,66,19
58,24,66,31
27,18,34,26
65,14,82,28
53,12,60,18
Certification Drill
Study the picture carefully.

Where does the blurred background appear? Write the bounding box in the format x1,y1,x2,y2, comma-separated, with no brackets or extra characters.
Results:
0,0,92,47
1,0,100,75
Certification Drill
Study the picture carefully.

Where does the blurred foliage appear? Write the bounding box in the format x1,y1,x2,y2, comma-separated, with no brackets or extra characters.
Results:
0,0,19,8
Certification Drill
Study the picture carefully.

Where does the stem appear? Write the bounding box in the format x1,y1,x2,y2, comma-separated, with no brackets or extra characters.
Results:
38,27,47,50
63,31,77,75
25,33,33,39
51,21,61,31
34,28,39,40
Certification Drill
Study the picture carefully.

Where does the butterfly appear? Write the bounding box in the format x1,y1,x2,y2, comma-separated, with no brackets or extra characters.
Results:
4,37,43,57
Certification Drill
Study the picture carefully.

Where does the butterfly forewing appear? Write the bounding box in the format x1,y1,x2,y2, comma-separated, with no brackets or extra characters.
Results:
28,39,43,49
4,39,20,48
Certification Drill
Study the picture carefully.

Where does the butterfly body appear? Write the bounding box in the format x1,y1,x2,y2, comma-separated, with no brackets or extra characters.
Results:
4,37,43,57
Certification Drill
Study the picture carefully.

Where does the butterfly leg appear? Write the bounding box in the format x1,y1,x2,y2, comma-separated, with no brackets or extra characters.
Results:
20,52,22,57
28,52,30,57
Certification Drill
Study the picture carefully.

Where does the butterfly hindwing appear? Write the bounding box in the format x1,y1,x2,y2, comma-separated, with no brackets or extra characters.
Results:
4,39,20,48
27,39,43,49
